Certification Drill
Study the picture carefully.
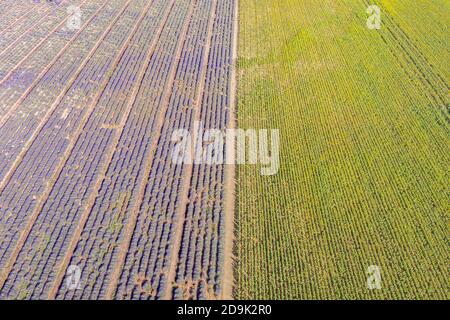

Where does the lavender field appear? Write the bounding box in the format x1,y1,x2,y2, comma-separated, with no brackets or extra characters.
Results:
0,0,236,300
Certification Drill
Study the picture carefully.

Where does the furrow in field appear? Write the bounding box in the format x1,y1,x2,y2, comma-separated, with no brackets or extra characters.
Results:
381,0,449,82
378,1,448,91
0,0,139,298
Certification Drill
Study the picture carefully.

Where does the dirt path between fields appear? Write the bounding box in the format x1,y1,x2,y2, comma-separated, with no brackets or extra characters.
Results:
222,0,239,300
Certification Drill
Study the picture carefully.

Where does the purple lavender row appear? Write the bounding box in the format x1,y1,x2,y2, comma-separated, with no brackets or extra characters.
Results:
0,0,82,73
0,1,33,31
0,0,133,299
0,0,101,119
0,0,176,300
113,0,216,300
0,0,17,14
0,1,112,192
0,0,114,272
0,0,151,299
0,0,57,48
57,0,196,300
172,0,235,300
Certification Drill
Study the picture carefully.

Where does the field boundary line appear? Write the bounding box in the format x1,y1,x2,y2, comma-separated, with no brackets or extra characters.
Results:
222,0,239,301
0,0,109,195
46,0,168,299
0,0,103,127
0,0,134,292
103,0,196,300
163,0,218,300
0,0,71,57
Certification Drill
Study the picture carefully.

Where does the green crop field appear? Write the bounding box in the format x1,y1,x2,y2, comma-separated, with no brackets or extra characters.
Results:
235,0,449,299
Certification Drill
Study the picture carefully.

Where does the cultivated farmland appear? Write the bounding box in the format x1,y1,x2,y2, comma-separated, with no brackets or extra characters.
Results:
0,0,236,300
236,0,448,299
